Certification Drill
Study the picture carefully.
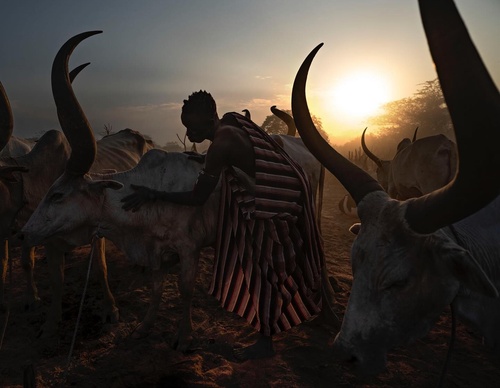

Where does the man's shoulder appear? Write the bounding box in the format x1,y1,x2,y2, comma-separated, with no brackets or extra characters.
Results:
220,112,243,127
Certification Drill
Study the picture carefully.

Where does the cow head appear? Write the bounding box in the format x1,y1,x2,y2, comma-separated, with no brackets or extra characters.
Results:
21,31,123,249
291,0,500,374
335,191,495,373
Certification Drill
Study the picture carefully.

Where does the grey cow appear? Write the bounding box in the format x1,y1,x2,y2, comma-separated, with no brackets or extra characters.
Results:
291,0,500,375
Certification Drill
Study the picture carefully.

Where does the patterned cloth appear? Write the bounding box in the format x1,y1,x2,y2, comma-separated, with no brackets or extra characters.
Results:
208,112,324,336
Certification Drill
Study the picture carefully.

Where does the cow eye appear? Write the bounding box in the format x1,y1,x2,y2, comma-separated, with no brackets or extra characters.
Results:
380,279,408,291
49,192,64,202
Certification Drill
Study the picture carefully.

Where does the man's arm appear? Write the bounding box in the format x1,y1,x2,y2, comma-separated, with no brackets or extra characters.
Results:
121,169,219,211
121,132,232,211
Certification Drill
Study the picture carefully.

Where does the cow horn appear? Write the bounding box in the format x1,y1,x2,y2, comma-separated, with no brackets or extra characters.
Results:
0,82,13,152
69,62,90,83
291,43,384,204
404,1,500,233
271,105,297,136
51,31,102,175
361,127,384,168
411,126,419,142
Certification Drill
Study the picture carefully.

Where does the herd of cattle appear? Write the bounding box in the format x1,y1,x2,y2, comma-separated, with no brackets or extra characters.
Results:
1,0,499,379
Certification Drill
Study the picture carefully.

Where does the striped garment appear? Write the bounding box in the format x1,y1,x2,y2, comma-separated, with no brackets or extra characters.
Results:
208,112,324,336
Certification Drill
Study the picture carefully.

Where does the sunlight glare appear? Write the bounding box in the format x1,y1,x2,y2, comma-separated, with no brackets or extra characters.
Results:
330,72,390,121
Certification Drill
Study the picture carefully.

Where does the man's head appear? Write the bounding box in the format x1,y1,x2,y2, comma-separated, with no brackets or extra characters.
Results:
181,90,218,143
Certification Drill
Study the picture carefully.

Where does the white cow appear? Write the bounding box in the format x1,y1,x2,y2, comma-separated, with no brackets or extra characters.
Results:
291,0,500,376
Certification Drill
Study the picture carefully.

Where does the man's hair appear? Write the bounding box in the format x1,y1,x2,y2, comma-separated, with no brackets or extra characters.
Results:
182,90,217,118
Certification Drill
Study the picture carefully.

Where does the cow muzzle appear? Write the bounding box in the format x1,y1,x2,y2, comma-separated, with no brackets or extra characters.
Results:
332,332,388,376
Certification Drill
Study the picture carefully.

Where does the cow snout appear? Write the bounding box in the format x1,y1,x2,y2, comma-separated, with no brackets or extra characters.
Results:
332,332,387,376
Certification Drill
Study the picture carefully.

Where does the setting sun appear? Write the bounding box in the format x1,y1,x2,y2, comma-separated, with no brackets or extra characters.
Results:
330,71,391,121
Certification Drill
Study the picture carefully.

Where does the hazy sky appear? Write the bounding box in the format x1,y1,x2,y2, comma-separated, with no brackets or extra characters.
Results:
2,0,499,146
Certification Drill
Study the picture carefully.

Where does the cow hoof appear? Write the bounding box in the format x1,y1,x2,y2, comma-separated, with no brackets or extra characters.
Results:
102,306,120,323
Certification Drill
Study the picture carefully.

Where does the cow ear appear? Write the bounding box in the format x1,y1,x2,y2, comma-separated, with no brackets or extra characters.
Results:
89,179,124,193
442,243,499,298
349,223,361,235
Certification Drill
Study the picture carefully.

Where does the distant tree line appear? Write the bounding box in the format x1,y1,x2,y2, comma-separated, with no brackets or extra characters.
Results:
337,78,453,161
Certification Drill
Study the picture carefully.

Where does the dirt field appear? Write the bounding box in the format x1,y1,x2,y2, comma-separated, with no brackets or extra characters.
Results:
1,172,500,387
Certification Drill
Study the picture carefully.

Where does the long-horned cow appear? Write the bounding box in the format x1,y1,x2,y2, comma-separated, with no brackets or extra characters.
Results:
291,0,500,375
0,38,153,338
21,31,337,350
362,127,458,199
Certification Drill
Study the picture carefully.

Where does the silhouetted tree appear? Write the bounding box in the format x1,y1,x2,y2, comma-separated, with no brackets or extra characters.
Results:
163,141,183,152
369,79,453,140
100,123,115,137
260,109,330,142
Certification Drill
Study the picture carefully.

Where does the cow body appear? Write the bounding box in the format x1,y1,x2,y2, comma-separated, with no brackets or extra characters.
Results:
363,129,458,200
22,150,216,349
22,140,327,349
387,134,457,199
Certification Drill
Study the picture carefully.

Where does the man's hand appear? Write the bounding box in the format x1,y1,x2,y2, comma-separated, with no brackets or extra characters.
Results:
121,184,158,212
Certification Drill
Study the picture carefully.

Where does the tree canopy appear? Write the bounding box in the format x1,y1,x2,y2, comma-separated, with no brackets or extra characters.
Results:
260,108,330,142
369,78,453,140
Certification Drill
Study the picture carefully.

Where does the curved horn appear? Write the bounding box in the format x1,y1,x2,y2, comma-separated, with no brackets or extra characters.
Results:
271,105,297,136
404,1,500,233
51,31,102,175
242,109,251,120
361,127,383,168
69,62,90,83
0,82,13,152
291,43,384,204
411,126,419,142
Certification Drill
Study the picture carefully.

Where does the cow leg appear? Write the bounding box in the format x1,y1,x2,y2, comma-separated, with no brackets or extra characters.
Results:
319,261,340,329
172,250,199,352
21,244,40,310
0,239,8,310
131,267,166,339
39,244,65,338
92,238,119,323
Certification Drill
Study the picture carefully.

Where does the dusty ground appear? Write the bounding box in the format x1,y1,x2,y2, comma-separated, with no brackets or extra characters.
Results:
1,172,500,387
